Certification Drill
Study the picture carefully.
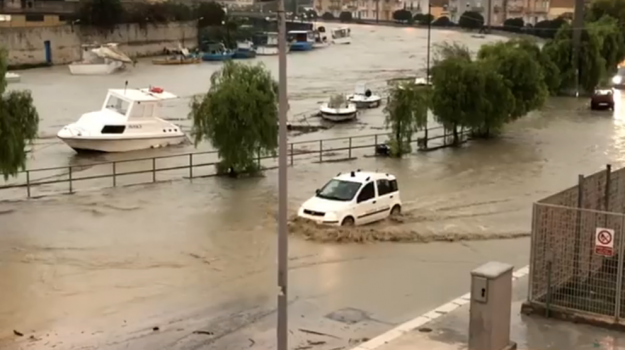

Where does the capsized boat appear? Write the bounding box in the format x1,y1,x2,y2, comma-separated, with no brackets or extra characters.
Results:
331,26,351,45
347,82,382,108
313,26,330,49
69,43,133,75
57,86,187,153
153,44,200,65
319,94,358,122
5,72,20,83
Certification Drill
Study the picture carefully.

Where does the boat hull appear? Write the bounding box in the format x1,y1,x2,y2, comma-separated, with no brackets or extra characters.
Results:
201,52,235,61
333,37,352,45
313,42,330,49
69,61,125,75
233,49,257,59
290,41,314,51
320,111,358,122
58,135,187,153
152,57,200,65
347,95,382,109
5,72,20,83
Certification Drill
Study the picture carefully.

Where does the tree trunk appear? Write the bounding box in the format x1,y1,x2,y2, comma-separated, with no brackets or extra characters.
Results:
452,124,459,146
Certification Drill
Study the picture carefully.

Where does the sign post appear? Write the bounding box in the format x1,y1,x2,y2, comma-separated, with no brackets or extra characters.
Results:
595,228,615,257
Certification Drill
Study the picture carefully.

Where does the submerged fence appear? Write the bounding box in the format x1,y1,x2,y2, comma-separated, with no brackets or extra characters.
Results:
526,164,625,325
0,126,468,200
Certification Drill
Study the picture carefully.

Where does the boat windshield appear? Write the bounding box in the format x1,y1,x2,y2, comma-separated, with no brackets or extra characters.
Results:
332,29,348,39
105,95,130,115
316,179,362,201
292,32,308,41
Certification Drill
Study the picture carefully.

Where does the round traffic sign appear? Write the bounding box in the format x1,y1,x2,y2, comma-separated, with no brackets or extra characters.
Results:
598,230,613,245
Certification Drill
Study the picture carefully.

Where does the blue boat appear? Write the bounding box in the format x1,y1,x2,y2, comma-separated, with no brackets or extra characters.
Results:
233,41,257,59
201,42,235,61
288,30,315,51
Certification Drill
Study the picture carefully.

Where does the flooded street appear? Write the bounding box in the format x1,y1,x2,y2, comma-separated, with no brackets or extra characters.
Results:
2,24,625,350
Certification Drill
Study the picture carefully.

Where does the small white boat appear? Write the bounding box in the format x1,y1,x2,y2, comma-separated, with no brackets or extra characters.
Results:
331,27,351,45
347,82,382,109
320,95,358,122
313,26,330,49
254,32,290,55
69,43,133,75
414,77,432,86
57,86,186,153
5,72,20,83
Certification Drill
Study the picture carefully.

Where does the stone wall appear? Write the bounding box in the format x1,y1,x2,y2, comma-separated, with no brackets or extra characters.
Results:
0,21,198,67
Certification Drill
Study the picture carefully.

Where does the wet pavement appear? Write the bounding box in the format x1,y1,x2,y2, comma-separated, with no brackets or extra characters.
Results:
2,24,625,350
375,275,625,350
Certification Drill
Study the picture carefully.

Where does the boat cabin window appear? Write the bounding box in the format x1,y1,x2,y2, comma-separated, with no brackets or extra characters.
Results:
101,125,126,134
105,95,130,115
293,32,308,41
333,29,348,39
130,103,145,119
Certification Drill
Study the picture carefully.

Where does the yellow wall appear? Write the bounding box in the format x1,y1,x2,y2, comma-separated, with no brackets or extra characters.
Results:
431,6,444,18
0,14,67,28
548,7,573,19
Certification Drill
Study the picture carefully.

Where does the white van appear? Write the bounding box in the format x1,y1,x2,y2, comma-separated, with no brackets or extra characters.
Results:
297,170,402,226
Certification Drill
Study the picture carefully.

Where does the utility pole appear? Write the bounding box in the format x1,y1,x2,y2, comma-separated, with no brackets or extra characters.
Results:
572,0,584,96
486,0,492,32
276,0,289,348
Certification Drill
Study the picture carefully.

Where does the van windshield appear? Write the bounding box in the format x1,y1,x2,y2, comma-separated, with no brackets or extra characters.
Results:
316,179,362,201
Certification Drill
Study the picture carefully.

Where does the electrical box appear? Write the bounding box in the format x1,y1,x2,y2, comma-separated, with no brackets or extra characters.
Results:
472,276,488,303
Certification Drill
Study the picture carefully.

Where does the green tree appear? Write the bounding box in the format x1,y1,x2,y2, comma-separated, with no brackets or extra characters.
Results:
189,61,278,176
508,38,561,95
196,1,226,27
339,11,353,22
478,41,548,120
458,11,484,30
587,15,625,75
77,0,125,31
383,83,429,156
431,16,453,27
0,49,40,180
543,24,605,93
587,0,625,24
392,9,413,22
432,41,472,66
321,12,335,20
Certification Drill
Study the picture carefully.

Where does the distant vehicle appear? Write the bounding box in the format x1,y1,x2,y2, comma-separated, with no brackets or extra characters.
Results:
297,170,402,226
590,88,615,111
612,66,625,88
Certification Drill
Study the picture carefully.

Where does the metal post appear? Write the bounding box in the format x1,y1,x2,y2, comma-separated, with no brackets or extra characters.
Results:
277,0,289,348
424,2,431,148
572,0,584,96
69,166,73,194
26,170,31,198
152,158,156,183
348,137,352,159
113,162,117,187
573,174,584,279
614,215,625,321
290,143,294,166
190,154,194,179
486,0,492,32
319,140,323,162
258,149,262,168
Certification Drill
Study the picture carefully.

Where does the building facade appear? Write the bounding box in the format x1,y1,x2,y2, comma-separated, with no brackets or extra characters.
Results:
315,0,404,21
0,0,77,27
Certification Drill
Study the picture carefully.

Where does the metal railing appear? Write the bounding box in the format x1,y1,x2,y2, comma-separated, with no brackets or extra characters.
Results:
527,164,625,325
0,126,462,200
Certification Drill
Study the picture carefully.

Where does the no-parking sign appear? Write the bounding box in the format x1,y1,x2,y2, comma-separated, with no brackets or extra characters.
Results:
595,228,615,257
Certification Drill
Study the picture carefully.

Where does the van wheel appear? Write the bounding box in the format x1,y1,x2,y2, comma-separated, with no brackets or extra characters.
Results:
390,205,402,217
341,216,355,227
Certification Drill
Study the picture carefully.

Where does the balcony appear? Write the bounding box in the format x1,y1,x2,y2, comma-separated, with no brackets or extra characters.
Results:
507,4,524,12
0,0,79,14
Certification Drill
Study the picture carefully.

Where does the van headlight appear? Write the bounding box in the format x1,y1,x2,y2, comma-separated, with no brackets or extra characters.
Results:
324,211,338,219
613,75,622,84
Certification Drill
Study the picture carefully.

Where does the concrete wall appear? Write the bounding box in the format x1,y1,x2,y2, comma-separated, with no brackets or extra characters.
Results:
0,21,198,66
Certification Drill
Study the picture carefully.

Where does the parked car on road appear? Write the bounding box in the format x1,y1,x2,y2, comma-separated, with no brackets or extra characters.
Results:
297,170,402,226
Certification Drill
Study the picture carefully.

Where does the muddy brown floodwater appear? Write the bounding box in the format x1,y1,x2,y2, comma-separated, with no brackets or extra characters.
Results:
1,24,625,350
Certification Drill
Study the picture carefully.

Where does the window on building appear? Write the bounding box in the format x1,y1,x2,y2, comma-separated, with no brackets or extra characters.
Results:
25,14,44,22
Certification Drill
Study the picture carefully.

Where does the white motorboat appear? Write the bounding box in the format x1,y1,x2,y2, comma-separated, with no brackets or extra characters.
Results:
57,86,187,153
331,27,351,45
320,95,358,122
5,72,20,83
347,82,382,108
69,43,133,75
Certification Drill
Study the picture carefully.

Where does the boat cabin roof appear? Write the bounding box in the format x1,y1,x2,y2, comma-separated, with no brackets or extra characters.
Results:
332,27,349,32
288,30,311,33
108,88,178,102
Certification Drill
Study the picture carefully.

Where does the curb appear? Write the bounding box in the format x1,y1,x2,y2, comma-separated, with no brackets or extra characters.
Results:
350,265,530,350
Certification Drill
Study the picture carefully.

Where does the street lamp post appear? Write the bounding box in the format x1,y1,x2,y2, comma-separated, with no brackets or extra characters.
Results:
276,0,289,349
424,1,432,149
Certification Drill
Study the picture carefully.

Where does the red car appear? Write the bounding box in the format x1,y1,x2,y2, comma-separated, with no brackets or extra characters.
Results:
591,88,615,110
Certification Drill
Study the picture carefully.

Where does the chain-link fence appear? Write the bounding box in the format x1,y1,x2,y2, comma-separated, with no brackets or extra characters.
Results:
527,164,625,324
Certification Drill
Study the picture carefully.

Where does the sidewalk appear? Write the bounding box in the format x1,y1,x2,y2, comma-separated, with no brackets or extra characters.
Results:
355,271,625,350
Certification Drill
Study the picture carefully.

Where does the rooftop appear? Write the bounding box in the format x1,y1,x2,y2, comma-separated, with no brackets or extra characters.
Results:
335,170,396,183
109,88,178,102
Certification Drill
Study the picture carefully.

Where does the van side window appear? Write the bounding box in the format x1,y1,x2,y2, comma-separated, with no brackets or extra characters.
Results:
357,182,375,203
389,179,398,193
377,179,392,196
